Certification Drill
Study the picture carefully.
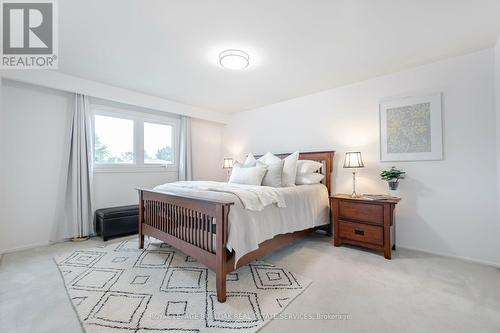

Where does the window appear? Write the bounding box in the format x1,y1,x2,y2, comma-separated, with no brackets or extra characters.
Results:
92,106,179,172
144,122,173,164
94,115,134,164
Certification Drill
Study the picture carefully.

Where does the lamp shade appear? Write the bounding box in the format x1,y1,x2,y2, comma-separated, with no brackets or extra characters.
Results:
343,152,364,168
223,158,234,169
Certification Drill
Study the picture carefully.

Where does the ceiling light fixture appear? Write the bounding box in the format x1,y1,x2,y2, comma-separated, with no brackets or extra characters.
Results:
219,49,249,70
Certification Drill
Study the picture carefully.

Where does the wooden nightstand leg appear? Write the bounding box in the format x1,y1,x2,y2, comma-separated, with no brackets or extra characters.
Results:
383,203,392,260
331,198,340,246
392,211,396,251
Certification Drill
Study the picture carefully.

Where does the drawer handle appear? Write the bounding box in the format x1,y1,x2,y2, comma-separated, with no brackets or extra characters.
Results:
354,229,365,236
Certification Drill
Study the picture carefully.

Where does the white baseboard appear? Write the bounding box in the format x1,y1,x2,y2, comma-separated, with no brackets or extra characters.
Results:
398,245,500,269
0,241,52,255
0,235,136,256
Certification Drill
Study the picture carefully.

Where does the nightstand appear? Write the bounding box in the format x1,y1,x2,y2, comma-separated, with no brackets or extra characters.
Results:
330,194,401,259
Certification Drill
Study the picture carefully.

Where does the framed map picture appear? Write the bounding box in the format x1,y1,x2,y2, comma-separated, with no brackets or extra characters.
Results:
380,93,443,161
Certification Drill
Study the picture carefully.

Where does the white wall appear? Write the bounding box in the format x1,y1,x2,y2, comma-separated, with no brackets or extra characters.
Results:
93,172,178,210
0,76,3,248
0,80,73,252
224,49,500,266
192,118,226,182
495,38,500,221
0,80,225,253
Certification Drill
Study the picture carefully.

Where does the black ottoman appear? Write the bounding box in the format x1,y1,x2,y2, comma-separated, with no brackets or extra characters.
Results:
95,205,139,241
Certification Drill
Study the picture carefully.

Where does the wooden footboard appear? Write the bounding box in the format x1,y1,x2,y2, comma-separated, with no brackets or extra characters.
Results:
138,189,233,302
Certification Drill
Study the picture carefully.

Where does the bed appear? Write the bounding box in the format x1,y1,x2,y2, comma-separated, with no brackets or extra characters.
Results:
137,151,335,302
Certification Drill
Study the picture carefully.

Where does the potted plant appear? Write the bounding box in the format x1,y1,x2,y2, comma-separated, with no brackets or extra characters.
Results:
380,166,406,191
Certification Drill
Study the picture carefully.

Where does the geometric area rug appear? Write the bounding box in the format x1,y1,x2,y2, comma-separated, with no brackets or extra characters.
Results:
54,238,312,333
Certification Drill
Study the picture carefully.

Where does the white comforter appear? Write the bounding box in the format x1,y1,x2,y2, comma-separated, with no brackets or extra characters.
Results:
152,181,329,262
158,181,286,211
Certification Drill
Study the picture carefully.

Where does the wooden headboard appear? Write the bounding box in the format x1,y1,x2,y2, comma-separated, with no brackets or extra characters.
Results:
254,151,335,195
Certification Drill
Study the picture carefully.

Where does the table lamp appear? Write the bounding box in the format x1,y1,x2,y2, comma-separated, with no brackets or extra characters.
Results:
343,152,364,198
223,158,234,180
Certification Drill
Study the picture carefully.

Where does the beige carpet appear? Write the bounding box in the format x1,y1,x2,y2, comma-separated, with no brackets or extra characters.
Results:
54,238,311,333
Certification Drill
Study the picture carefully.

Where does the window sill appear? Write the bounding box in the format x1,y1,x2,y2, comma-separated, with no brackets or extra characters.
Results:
93,165,178,174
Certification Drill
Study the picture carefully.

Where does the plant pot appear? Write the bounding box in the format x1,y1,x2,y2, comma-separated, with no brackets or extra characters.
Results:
388,180,399,191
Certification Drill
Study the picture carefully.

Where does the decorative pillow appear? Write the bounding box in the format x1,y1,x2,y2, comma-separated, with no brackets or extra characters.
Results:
244,152,284,186
254,151,299,187
243,151,299,187
296,160,322,175
256,160,284,187
295,173,325,185
281,151,299,187
229,162,267,185
257,152,281,164
243,153,257,167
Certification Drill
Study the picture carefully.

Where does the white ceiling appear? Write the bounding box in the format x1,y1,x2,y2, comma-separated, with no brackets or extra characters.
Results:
59,0,500,113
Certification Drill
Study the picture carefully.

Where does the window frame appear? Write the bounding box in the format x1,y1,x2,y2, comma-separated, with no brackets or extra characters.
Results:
91,105,180,173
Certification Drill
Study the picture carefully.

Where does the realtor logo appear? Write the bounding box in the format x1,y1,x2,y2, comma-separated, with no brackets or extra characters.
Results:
1,0,58,68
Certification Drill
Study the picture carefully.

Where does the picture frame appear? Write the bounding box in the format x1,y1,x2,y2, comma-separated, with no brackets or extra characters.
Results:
379,93,443,162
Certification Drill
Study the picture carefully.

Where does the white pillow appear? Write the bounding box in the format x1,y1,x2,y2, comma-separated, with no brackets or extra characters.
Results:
244,153,285,187
256,160,284,187
244,151,300,187
229,162,267,185
245,152,284,186
244,153,257,167
257,152,281,164
295,173,325,185
254,151,299,187
296,160,322,175
282,151,299,187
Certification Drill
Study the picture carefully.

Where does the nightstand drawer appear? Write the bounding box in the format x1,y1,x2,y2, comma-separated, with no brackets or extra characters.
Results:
338,220,383,246
338,200,384,225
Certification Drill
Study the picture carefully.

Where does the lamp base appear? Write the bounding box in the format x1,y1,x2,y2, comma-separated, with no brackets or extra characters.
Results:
351,171,361,198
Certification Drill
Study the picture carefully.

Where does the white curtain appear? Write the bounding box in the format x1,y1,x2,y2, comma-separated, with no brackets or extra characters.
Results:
52,94,94,240
178,116,193,181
